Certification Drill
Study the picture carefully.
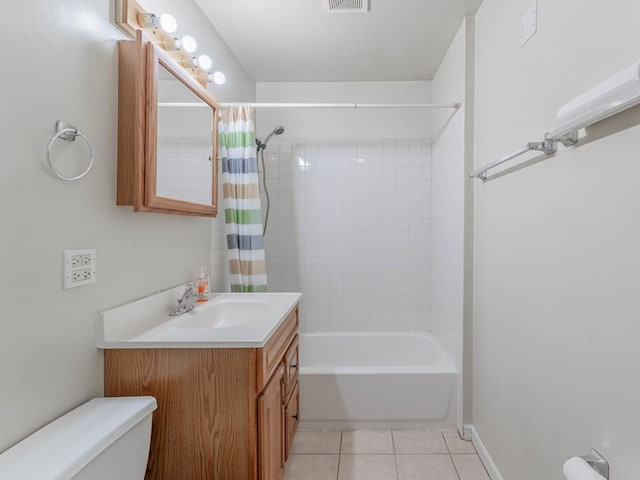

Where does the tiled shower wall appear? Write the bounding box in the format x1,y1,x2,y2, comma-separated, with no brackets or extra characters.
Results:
263,139,433,332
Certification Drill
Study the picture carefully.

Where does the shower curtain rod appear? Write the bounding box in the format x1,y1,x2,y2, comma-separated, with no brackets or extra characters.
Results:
159,102,460,109
219,102,461,109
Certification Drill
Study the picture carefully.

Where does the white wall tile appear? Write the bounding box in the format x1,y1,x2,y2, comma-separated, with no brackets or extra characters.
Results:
265,139,432,332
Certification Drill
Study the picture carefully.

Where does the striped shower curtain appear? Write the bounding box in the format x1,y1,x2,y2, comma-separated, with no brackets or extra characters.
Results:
219,106,268,292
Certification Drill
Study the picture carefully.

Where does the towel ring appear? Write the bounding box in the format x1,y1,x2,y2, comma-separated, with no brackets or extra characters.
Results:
46,121,94,181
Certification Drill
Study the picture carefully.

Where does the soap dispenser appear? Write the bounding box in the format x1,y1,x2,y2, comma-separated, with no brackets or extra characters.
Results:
196,267,210,303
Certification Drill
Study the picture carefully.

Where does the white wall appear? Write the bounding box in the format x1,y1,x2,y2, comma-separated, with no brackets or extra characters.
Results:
0,0,252,453
473,1,640,479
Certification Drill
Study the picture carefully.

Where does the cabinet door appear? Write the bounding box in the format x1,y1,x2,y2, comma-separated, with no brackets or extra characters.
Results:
258,363,285,480
284,381,300,460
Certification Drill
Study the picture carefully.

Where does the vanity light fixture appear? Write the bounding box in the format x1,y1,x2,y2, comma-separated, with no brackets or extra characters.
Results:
115,0,226,88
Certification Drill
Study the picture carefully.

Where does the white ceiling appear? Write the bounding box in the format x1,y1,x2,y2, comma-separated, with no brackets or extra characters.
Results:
194,0,484,82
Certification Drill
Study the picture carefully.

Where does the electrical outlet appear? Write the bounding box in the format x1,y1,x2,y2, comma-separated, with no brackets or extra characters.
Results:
72,269,91,282
63,249,97,289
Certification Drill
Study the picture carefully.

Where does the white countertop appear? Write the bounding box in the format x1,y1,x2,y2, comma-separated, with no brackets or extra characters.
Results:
98,287,302,349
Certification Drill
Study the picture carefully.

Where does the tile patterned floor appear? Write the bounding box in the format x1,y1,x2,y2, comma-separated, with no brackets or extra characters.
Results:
285,430,490,480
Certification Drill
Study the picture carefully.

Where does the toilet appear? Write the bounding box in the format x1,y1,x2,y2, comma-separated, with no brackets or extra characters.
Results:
0,396,156,480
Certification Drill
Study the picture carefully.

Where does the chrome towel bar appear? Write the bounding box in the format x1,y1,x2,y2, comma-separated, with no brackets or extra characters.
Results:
469,131,579,181
469,139,557,181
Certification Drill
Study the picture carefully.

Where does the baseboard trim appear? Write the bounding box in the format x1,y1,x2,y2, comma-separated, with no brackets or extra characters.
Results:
465,424,504,480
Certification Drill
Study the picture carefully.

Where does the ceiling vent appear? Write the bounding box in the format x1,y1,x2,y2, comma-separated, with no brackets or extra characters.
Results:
327,0,371,13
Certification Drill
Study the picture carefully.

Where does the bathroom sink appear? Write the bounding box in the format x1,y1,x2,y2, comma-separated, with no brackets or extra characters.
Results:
170,300,268,328
98,289,302,348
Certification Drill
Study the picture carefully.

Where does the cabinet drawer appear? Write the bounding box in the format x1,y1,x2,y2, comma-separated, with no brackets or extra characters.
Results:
284,335,299,398
257,307,298,392
284,381,299,460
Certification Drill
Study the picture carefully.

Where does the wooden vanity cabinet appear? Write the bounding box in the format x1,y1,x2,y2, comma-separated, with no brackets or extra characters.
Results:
104,305,299,480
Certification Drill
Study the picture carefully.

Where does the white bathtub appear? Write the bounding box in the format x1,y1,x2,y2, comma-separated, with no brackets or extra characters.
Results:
299,332,457,429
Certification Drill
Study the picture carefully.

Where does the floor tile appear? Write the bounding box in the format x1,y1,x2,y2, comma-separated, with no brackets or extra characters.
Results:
396,455,459,480
452,454,491,480
338,454,398,480
341,430,394,454
392,430,448,454
292,431,342,454
443,430,476,454
284,455,339,480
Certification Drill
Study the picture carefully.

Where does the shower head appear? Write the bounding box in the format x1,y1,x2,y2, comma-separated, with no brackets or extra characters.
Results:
256,125,285,151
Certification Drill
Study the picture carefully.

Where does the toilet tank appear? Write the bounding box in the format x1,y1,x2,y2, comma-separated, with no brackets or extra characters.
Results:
0,396,157,480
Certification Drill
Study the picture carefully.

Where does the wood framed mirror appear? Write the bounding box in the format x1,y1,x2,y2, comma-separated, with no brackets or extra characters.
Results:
117,31,219,217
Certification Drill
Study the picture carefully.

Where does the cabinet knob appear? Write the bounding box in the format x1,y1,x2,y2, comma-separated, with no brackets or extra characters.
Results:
292,414,298,420
290,364,298,369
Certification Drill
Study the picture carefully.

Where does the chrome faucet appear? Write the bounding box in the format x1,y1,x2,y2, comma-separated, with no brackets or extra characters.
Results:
169,283,204,316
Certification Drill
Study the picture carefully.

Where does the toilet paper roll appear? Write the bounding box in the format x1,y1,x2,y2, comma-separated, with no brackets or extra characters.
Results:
563,457,606,480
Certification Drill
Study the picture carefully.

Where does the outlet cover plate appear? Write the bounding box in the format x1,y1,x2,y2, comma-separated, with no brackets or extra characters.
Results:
521,1,537,46
63,249,96,289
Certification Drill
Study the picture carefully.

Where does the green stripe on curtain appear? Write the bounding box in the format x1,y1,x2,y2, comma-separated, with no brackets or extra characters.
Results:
224,208,264,225
219,131,256,149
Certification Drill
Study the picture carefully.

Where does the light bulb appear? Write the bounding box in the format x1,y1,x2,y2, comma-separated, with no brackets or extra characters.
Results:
181,36,197,53
198,55,212,70
159,14,177,33
213,71,226,85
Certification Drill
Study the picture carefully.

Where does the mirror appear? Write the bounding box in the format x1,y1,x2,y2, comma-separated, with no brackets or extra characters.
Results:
156,65,214,205
117,32,219,217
